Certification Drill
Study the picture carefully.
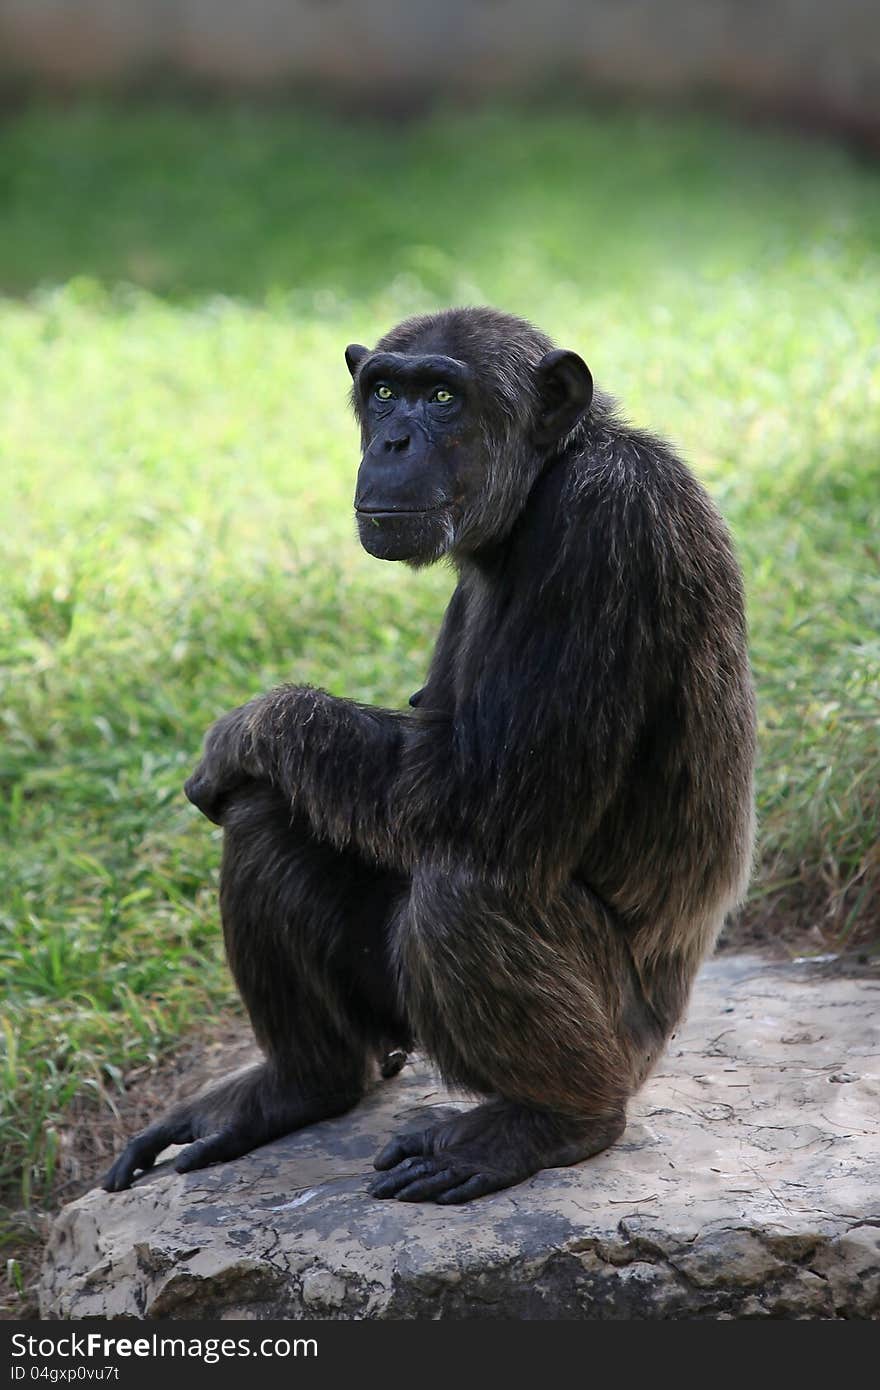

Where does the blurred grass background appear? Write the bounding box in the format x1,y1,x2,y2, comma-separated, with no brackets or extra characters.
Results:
0,103,878,1211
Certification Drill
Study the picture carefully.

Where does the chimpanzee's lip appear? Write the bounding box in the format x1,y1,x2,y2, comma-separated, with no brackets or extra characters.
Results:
355,503,450,516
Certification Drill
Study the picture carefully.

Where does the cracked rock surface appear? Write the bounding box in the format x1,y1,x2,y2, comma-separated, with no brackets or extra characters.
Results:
41,954,880,1319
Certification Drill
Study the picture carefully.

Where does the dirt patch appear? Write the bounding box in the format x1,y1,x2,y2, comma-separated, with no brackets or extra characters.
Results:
55,1022,260,1204
719,873,879,959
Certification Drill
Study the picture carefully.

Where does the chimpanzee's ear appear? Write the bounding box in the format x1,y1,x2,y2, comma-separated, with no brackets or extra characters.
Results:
533,349,593,444
345,343,370,378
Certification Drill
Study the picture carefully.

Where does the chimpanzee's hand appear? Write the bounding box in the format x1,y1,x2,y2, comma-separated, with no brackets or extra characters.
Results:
184,699,264,825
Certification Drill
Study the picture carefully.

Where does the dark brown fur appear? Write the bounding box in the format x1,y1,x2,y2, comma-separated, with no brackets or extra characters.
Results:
104,307,756,1203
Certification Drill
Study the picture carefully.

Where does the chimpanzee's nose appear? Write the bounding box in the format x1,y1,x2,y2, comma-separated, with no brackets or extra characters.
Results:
384,432,410,453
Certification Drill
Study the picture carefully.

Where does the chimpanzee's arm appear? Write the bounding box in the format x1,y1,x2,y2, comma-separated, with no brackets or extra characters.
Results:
185,584,467,854
187,482,667,895
184,686,412,847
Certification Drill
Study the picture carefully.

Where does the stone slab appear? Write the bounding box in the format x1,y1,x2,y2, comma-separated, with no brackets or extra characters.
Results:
40,954,880,1319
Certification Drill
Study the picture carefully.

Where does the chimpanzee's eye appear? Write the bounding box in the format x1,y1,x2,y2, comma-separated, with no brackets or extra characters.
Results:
375,384,394,401
431,387,454,404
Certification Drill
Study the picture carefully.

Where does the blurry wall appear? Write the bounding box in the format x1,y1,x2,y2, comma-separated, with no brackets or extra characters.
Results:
1,1,878,133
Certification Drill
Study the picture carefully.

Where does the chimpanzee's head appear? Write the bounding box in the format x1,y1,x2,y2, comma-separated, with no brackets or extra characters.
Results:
346,307,592,565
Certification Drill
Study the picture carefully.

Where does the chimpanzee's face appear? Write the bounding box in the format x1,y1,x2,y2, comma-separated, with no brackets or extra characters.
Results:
347,347,484,564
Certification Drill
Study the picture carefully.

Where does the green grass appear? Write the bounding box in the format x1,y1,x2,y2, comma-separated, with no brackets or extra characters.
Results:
0,103,878,1208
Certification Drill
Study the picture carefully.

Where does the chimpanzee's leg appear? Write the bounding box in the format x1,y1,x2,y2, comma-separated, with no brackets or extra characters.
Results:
103,784,409,1191
370,868,666,1203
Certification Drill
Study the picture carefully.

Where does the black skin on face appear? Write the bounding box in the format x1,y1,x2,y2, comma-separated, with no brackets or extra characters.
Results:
349,350,475,562
346,342,592,564
103,306,755,1204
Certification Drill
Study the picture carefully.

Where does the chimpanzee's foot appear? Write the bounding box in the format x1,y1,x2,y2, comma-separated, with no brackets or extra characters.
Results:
368,1098,626,1203
102,1063,363,1193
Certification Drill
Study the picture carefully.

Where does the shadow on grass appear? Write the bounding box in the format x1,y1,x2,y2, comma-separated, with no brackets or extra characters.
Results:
1,101,878,302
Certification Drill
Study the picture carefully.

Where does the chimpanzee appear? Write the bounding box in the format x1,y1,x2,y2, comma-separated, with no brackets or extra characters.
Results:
104,306,756,1203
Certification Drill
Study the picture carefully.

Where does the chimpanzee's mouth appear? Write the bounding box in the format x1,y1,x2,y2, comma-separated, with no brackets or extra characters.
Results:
355,503,456,562
355,504,449,517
